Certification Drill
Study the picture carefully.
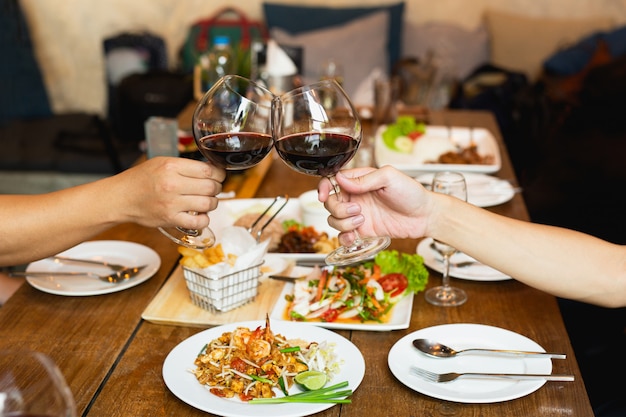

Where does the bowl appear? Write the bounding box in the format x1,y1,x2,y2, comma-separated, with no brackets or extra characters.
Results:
298,190,335,236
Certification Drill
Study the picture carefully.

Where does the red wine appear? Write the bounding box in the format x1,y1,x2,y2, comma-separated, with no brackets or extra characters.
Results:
275,132,359,177
197,132,273,170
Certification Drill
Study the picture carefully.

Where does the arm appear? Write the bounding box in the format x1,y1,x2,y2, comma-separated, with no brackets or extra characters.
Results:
0,157,225,266
319,166,626,308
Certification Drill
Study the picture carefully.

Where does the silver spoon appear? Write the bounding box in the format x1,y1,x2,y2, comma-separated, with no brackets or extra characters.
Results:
412,339,566,359
11,265,146,283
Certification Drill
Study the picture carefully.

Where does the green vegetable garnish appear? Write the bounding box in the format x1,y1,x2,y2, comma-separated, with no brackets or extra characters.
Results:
279,346,301,353
375,250,429,294
249,381,352,404
382,115,426,151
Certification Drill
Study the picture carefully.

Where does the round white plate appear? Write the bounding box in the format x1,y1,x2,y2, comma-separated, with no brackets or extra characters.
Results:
25,240,160,296
388,323,552,403
415,172,515,207
417,238,510,281
163,320,365,417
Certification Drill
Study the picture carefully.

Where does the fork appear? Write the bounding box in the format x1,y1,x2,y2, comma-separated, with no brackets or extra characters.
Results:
52,256,147,272
247,195,290,242
410,367,575,383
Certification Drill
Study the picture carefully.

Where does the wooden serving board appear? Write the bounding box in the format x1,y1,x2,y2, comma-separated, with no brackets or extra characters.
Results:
141,266,286,327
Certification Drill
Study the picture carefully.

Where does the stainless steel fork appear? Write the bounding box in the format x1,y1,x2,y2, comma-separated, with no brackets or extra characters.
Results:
247,195,289,242
410,367,575,383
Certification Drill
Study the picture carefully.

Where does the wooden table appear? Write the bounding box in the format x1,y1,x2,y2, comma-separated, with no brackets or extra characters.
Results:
0,110,594,416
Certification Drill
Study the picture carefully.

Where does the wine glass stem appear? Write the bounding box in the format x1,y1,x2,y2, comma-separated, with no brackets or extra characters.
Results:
329,175,364,243
442,253,451,289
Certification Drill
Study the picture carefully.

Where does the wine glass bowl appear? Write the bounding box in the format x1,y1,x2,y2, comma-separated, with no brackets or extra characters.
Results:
275,79,391,266
425,171,468,307
0,349,77,417
159,75,276,249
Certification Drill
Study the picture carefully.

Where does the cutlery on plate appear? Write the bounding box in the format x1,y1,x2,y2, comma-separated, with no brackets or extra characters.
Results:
410,367,575,383
413,339,566,359
428,242,479,268
11,265,146,283
52,256,147,272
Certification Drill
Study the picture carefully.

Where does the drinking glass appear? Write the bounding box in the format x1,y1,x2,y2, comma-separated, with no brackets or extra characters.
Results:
0,349,76,417
425,171,468,306
274,79,391,266
159,75,276,248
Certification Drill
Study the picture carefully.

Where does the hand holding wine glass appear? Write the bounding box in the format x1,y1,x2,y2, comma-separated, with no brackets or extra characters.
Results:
0,349,76,417
274,79,391,266
159,75,276,249
425,171,468,307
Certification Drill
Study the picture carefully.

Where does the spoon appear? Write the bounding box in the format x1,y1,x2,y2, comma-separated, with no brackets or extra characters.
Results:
11,265,146,283
412,339,566,359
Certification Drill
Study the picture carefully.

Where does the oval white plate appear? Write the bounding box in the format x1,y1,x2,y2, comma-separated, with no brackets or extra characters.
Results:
25,240,160,296
416,238,510,281
415,172,515,207
163,320,365,417
388,323,552,403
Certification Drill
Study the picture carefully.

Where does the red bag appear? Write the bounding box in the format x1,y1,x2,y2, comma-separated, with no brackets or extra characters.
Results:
180,7,268,74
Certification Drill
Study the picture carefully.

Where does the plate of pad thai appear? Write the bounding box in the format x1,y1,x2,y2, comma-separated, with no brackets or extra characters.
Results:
162,317,365,417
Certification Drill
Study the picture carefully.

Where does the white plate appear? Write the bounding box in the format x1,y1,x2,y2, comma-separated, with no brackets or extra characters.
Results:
374,125,501,176
212,197,338,263
388,323,552,403
270,283,413,331
416,238,510,281
415,172,515,207
25,240,161,296
163,320,365,417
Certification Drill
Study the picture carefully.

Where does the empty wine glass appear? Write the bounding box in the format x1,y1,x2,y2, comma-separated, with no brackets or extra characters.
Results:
159,75,276,249
0,349,77,417
425,171,468,307
274,79,391,266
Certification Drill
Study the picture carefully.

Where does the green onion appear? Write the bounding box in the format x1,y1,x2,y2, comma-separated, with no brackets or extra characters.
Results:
250,374,273,384
279,346,301,353
249,381,352,404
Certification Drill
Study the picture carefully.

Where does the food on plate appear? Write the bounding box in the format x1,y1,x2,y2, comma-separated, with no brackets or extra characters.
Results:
282,250,428,324
178,244,236,269
381,115,494,164
234,213,339,254
381,115,426,153
191,316,346,402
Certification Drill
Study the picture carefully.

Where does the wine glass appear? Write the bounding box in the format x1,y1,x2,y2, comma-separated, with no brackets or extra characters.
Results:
0,349,77,417
159,75,276,249
425,171,468,307
274,79,391,266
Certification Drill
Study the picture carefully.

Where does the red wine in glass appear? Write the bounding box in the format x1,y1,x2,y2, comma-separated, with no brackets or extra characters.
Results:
274,132,359,177
197,132,274,170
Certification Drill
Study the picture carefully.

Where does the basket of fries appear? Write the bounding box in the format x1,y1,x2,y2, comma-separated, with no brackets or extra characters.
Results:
179,226,269,313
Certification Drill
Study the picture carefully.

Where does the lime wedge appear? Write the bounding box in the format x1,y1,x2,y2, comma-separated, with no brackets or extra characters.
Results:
294,370,328,390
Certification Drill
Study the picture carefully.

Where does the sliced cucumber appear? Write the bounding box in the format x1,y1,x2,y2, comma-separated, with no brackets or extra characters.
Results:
394,136,414,153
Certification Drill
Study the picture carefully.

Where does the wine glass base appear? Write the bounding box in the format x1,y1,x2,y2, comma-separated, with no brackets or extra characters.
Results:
158,226,216,249
425,286,468,307
325,235,391,266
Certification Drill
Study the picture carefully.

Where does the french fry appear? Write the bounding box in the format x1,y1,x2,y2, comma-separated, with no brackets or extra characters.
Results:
177,243,238,269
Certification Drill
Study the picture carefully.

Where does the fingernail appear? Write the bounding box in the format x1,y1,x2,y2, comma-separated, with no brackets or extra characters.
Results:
346,203,360,215
352,215,365,226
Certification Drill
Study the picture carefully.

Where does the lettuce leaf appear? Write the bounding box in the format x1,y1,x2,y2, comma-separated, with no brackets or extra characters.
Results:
374,249,429,294
381,116,426,151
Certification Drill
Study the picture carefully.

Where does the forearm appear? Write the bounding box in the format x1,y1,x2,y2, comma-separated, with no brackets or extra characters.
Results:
0,181,121,266
430,195,626,307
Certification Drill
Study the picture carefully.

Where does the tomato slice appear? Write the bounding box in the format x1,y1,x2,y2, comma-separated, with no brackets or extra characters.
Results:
320,308,340,322
378,273,408,297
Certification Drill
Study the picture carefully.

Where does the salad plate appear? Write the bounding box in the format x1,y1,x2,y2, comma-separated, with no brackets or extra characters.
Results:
374,124,501,176
388,323,553,403
416,238,511,281
211,197,337,263
25,240,161,296
270,283,414,331
163,320,365,417
415,172,515,207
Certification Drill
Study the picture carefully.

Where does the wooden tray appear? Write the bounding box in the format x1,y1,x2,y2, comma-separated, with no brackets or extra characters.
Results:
141,266,286,327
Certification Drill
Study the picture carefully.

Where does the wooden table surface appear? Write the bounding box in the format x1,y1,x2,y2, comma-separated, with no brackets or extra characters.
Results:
0,110,594,416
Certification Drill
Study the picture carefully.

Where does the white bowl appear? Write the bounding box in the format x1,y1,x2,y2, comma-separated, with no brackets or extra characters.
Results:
298,190,335,236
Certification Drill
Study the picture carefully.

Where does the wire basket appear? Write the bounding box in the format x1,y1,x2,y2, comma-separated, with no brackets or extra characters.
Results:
182,262,263,313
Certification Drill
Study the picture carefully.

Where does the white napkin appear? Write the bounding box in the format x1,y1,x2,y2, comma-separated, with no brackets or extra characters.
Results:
198,226,269,278
266,39,298,77
352,67,386,107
